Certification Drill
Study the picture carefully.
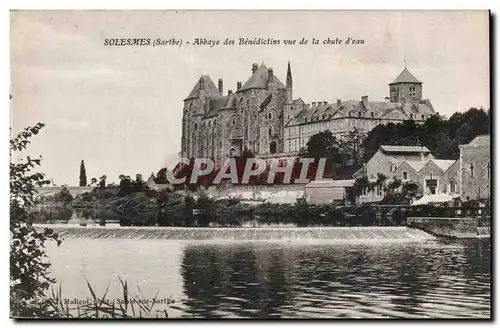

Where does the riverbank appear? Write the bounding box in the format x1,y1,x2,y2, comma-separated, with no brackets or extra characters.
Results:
34,224,435,242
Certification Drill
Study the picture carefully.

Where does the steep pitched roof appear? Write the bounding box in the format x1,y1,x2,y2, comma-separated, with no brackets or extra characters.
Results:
432,159,457,172
184,75,220,100
468,134,490,146
405,160,430,172
390,67,422,85
239,64,285,91
285,99,435,126
380,145,430,153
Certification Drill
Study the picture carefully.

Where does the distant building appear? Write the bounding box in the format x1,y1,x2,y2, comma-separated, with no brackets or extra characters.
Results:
304,179,355,205
181,62,436,168
355,145,434,203
417,159,457,195
459,135,491,200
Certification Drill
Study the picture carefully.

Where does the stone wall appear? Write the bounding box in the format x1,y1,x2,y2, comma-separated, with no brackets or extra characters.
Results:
460,143,490,200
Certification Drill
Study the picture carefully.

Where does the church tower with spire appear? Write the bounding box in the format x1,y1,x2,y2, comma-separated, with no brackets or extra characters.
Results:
389,65,423,103
286,61,293,104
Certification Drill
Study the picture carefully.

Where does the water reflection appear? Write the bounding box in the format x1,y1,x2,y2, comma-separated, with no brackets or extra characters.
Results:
179,240,490,318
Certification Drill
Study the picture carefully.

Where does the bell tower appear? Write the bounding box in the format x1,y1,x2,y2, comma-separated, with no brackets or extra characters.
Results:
389,66,423,103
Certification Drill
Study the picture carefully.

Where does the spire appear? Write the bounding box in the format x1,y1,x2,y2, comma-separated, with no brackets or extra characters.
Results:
286,61,292,88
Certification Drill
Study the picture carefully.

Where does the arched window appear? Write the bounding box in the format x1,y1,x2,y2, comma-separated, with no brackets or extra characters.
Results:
450,180,456,193
270,141,277,154
232,118,236,125
268,112,273,120
194,123,198,131
268,126,273,137
246,99,251,111
239,98,244,110
214,119,217,125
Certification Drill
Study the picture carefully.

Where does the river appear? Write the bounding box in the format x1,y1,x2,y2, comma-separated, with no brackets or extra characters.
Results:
45,237,490,319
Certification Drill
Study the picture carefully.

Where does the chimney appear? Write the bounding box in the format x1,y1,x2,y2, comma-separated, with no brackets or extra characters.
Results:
312,102,317,111
337,99,342,109
268,68,273,82
237,81,242,91
218,78,223,96
385,96,390,103
228,89,233,96
362,95,368,102
252,63,258,74
199,77,205,90
323,101,328,107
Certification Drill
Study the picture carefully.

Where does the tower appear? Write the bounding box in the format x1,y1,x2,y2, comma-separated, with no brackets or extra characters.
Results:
389,66,423,103
286,61,293,104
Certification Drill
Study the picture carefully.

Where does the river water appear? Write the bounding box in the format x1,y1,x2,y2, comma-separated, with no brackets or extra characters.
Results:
45,238,490,319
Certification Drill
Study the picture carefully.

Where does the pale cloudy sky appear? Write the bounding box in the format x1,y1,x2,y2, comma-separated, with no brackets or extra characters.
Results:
10,10,489,185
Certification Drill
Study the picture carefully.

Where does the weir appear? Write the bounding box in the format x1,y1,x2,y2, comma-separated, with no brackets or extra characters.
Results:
34,225,435,241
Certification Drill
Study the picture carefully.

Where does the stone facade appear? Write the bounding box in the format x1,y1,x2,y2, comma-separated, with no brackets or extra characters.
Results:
181,63,436,167
417,159,456,195
355,145,433,203
459,135,491,200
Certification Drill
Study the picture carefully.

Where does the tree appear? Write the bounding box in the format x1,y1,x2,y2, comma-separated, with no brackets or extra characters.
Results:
79,160,87,187
99,175,107,188
10,123,62,317
301,130,342,178
338,128,366,168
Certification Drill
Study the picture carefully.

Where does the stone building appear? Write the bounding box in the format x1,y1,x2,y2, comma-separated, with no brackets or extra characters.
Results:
284,67,436,152
459,135,491,200
182,62,293,168
355,145,434,203
417,159,457,195
181,62,436,168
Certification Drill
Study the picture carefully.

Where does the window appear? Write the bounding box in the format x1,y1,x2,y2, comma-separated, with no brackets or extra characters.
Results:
403,171,408,180
194,123,198,131
268,112,273,120
268,126,273,137
358,112,361,117
450,180,456,193
288,140,291,150
371,112,374,118
246,99,250,111
421,115,425,120
232,118,236,125
470,163,474,178
270,141,277,154
390,165,393,172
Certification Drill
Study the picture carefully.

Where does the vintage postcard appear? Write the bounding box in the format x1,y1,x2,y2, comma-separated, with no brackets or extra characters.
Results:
10,10,490,319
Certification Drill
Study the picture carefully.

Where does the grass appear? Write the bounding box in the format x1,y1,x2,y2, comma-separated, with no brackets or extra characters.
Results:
45,276,173,319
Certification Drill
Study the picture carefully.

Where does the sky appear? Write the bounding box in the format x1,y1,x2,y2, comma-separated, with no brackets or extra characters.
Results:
10,10,490,186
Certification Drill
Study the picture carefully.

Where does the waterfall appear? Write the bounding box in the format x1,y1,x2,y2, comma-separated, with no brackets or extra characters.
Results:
34,225,435,242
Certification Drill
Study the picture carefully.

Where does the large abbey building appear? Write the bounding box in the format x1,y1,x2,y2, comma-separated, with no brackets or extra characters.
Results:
181,62,436,168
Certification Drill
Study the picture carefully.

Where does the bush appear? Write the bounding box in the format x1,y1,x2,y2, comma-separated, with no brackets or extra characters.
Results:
10,123,62,317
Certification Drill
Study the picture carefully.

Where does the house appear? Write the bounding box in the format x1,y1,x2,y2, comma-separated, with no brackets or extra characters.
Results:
418,159,457,195
459,135,490,200
354,145,434,203
304,179,355,205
